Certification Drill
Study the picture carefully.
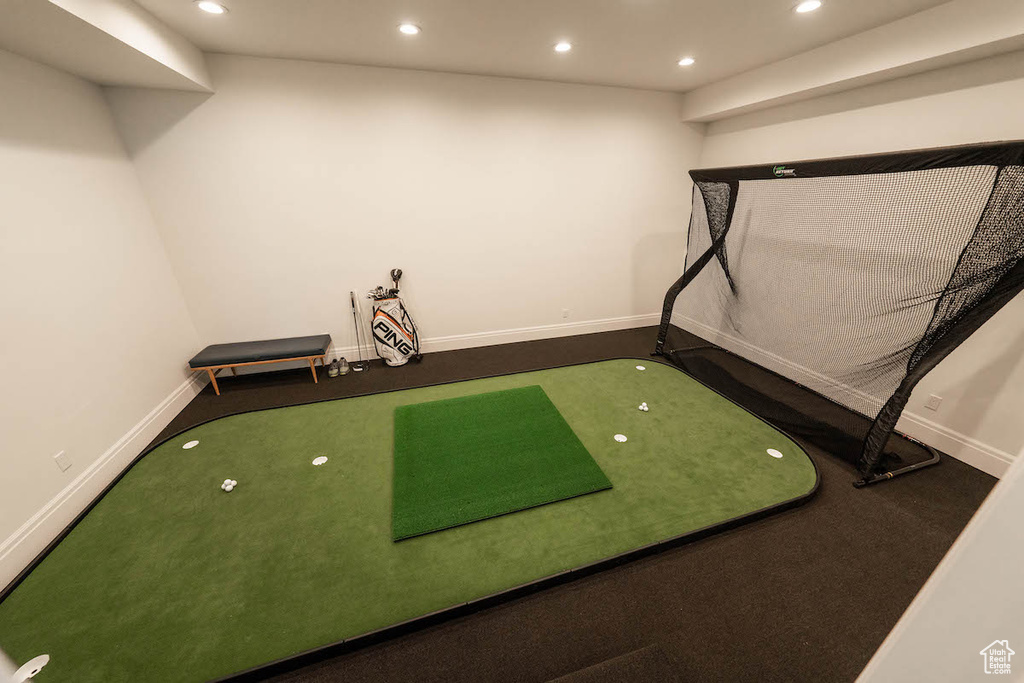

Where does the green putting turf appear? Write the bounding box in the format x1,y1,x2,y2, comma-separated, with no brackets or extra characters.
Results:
392,385,612,540
0,360,817,682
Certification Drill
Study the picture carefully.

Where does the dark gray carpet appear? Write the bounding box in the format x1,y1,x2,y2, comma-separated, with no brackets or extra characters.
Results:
155,326,994,683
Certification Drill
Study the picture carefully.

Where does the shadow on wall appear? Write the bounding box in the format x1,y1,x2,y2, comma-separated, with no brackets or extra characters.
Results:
0,50,111,156
102,87,211,158
711,49,1024,135
632,230,686,318
936,326,1024,454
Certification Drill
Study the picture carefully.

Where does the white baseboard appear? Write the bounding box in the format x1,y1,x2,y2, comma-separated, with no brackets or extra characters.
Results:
306,313,659,363
0,373,208,589
2,313,659,585
897,412,1014,478
418,313,661,354
674,313,883,416
3,311,1009,592
671,313,1014,479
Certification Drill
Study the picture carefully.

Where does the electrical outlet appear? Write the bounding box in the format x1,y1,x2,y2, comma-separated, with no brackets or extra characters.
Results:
924,394,943,411
561,308,570,319
53,450,72,472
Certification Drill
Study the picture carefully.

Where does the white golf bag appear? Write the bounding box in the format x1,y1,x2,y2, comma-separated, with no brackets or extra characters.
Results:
369,269,422,367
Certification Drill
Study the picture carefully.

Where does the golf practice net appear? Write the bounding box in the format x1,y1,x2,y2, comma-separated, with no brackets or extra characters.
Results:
656,141,1024,485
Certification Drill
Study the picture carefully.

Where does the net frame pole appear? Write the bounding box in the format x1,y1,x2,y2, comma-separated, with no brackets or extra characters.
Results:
654,239,726,356
663,143,1024,486
857,255,1024,481
654,182,738,356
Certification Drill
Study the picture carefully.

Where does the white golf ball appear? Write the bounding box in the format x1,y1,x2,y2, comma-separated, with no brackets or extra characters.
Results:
230,480,237,486
223,479,231,485
636,365,646,371
614,434,628,443
767,448,784,459
183,440,199,450
225,484,234,492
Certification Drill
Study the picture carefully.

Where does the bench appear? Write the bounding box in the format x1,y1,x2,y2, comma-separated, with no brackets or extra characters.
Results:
188,334,332,396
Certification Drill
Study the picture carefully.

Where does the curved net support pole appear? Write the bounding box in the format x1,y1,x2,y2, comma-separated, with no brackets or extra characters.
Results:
654,181,739,356
857,258,1024,483
857,165,1024,484
654,240,725,356
856,380,940,487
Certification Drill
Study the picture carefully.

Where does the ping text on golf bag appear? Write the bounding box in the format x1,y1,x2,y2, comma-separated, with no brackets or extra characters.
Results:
368,269,422,367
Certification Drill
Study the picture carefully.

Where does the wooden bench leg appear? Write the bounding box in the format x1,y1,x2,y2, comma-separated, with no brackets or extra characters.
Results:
207,368,220,396
309,358,318,384
230,366,238,376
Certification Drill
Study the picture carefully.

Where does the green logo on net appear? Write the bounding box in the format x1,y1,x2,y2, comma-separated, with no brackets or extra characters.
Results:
772,165,796,177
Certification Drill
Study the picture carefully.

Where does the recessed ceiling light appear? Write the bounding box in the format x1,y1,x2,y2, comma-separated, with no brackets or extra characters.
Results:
795,0,822,13
554,41,572,53
678,56,695,67
196,1,227,14
398,23,421,35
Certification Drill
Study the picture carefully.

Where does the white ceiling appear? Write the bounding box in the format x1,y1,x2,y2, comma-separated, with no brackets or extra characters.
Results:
133,0,953,92
0,0,206,91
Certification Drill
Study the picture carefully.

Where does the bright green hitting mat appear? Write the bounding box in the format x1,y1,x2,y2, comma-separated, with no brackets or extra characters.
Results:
0,360,817,682
392,385,612,540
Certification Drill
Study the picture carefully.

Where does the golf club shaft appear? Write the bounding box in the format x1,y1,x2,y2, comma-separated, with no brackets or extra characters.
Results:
350,291,364,366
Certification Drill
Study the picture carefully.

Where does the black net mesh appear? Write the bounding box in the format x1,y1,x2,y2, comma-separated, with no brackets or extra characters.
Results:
658,143,1024,479
911,166,1024,370
697,181,736,291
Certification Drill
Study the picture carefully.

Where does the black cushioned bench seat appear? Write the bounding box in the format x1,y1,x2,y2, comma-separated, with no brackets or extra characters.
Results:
188,334,332,395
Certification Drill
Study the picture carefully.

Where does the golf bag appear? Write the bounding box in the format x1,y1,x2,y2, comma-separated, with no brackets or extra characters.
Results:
368,269,422,366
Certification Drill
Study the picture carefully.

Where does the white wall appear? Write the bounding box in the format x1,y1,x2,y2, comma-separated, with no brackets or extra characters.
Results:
857,447,1024,682
104,54,704,357
5,42,1019,595
49,0,213,90
697,51,1024,475
0,49,201,585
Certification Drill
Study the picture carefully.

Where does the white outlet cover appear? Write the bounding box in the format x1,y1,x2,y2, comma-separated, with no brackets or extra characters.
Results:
53,451,72,472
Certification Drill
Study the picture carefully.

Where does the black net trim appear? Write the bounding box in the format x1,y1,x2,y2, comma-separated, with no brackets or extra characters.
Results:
660,326,926,470
656,182,737,355
697,181,735,290
659,141,1024,478
691,140,1024,182
910,166,1024,370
